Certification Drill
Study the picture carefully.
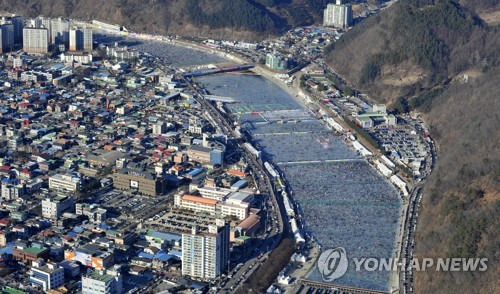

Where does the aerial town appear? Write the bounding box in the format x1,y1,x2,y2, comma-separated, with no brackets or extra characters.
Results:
0,1,435,293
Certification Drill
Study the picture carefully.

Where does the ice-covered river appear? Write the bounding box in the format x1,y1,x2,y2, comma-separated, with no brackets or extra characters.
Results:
111,34,403,291
198,73,402,292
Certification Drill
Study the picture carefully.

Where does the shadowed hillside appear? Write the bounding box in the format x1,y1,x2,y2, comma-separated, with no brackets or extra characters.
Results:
325,0,499,293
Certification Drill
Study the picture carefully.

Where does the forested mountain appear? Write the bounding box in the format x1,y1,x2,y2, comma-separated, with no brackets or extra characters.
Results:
0,0,332,40
324,1,499,293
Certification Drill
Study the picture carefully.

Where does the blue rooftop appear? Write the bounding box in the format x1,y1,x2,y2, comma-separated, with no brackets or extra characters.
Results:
187,168,203,177
150,231,181,242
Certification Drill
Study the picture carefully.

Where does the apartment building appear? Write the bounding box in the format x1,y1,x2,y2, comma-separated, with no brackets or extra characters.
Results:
181,219,230,280
23,27,49,54
323,0,353,28
69,26,93,51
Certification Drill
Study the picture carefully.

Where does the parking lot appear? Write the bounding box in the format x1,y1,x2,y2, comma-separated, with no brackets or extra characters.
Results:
93,188,174,221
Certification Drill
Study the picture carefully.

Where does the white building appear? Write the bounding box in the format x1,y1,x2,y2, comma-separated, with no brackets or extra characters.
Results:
219,191,253,220
76,203,107,223
323,0,353,28
42,195,74,220
23,27,49,54
182,219,230,280
50,17,70,45
176,194,217,214
82,267,123,294
69,27,93,51
12,57,24,68
152,121,166,135
60,52,93,63
218,202,248,220
29,260,65,291
1,181,25,200
49,174,81,192
106,45,138,60
175,192,251,220
191,185,232,201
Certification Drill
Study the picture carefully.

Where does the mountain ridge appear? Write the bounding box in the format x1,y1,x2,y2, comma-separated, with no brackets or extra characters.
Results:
0,0,331,40
324,1,499,293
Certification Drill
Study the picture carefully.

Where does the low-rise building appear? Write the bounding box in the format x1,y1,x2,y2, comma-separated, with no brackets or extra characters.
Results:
82,267,123,294
144,230,181,250
76,203,107,223
29,259,65,291
13,243,50,263
49,174,81,193
176,194,217,214
64,244,114,270
42,195,74,220
60,51,93,63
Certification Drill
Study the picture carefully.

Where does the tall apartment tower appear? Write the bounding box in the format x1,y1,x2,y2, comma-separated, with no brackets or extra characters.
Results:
1,16,23,46
11,16,24,44
31,16,52,41
50,18,70,46
23,27,49,54
323,0,353,28
69,27,93,51
0,23,15,53
182,219,230,280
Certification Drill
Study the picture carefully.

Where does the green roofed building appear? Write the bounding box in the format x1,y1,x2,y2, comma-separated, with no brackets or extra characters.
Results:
82,267,123,294
2,287,27,294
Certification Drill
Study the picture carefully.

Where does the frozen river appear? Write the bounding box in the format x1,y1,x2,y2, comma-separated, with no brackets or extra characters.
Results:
198,73,402,292
94,33,226,66
107,34,404,290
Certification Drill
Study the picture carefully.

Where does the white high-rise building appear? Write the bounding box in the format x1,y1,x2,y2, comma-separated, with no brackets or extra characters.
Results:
69,26,93,51
23,27,48,54
182,219,230,280
30,16,52,41
83,27,93,51
323,0,353,28
50,18,70,46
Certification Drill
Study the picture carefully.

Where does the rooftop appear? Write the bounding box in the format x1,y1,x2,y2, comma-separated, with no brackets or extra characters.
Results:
21,246,48,255
182,195,217,206
85,270,115,283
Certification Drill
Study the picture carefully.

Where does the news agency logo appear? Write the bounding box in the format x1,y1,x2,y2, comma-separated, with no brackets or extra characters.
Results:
317,247,348,282
317,247,489,282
